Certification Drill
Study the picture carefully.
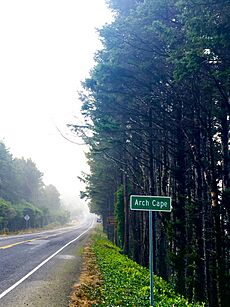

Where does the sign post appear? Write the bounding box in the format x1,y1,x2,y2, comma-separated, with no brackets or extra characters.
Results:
24,214,30,228
130,195,172,307
149,210,154,307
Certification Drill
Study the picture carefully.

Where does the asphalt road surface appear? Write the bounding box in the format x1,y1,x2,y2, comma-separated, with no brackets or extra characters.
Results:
0,216,94,307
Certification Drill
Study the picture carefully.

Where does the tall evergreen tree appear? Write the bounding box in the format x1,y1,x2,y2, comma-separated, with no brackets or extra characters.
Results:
75,1,230,305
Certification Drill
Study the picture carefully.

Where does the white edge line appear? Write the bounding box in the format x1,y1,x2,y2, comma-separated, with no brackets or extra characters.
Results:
0,221,94,300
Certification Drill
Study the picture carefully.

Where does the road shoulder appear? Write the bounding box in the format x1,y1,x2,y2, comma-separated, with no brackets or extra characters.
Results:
69,239,102,307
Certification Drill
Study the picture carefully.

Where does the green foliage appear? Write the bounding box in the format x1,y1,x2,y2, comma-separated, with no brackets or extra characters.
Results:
76,0,230,304
0,142,17,202
0,140,70,232
9,201,43,230
39,184,61,209
0,198,16,230
114,186,124,247
79,151,119,219
13,157,44,204
92,233,204,307
106,0,142,14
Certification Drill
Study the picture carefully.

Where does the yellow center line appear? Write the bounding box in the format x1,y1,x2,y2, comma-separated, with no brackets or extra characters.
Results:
0,236,49,250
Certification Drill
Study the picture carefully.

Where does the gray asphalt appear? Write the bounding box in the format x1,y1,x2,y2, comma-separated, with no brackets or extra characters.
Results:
0,216,94,306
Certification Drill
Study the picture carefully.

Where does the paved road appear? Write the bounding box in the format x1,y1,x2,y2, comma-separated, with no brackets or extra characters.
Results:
0,216,94,306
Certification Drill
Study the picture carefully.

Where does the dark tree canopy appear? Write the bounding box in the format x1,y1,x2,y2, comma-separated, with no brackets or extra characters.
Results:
74,1,230,306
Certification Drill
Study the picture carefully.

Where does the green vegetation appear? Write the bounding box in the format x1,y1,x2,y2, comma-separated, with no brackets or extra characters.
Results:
72,0,230,305
92,232,204,307
114,186,124,248
0,141,70,233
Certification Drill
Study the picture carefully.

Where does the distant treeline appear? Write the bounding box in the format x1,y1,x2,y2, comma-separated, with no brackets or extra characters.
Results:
73,1,230,307
0,141,69,232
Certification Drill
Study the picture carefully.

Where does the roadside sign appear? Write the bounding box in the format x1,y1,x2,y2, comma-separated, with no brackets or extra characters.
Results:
24,214,30,221
107,217,116,225
130,194,172,306
130,195,172,212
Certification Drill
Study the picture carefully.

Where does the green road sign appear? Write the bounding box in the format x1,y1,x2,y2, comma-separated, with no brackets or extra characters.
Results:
130,195,172,212
130,195,172,306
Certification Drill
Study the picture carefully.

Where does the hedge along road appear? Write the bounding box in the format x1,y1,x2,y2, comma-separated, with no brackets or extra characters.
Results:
0,216,95,307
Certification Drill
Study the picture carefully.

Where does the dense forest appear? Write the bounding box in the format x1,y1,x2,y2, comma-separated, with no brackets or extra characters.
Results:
72,0,230,306
0,141,69,232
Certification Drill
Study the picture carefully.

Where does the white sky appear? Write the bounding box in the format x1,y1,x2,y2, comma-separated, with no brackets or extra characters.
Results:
0,0,112,212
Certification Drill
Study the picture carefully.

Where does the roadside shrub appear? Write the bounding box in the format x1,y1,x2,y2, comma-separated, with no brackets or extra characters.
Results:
0,198,16,232
92,233,205,307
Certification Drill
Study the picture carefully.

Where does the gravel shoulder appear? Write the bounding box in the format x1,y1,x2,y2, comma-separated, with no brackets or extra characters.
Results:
69,241,102,307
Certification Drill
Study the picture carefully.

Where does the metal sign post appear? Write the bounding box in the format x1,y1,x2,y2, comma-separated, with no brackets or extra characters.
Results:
149,210,154,306
130,195,172,307
24,214,30,228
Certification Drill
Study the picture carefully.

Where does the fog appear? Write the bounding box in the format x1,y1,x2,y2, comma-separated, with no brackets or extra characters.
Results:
0,0,112,216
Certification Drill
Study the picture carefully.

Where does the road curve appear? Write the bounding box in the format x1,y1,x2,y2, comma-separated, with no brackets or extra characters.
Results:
0,216,95,306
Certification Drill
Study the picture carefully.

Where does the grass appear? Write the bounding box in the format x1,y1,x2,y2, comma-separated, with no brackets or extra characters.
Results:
91,230,205,307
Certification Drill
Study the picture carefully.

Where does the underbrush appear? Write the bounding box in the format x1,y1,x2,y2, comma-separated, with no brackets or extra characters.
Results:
92,232,205,307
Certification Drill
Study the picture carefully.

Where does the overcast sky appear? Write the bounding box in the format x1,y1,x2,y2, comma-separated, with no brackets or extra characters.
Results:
0,0,112,212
